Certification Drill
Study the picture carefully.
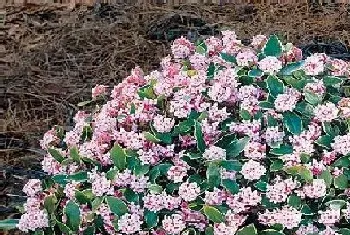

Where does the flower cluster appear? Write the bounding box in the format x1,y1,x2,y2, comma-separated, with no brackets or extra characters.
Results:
11,32,350,235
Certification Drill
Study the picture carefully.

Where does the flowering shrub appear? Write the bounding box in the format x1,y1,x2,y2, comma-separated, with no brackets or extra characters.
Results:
2,31,350,235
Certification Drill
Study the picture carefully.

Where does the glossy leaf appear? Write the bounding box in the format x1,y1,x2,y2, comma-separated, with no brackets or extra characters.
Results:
203,206,224,223
110,144,127,170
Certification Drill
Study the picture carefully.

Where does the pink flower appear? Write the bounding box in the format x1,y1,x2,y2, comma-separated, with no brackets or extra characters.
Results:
203,146,226,161
178,182,200,201
274,93,297,112
241,160,266,180
236,50,258,67
39,128,59,150
153,115,175,133
304,79,326,96
338,98,350,118
17,210,49,232
303,54,326,75
319,208,341,225
259,206,301,229
23,179,42,197
162,214,186,235
313,102,339,122
258,56,282,74
331,133,350,155
251,34,267,49
171,36,193,59
301,179,327,198
92,84,107,98
213,223,238,235
330,58,349,76
118,213,142,234
266,177,298,203
282,45,303,63
204,188,227,205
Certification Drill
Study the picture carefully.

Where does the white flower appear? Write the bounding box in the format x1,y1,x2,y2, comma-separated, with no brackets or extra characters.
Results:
314,102,338,122
162,214,186,235
274,94,297,112
178,182,201,201
203,146,226,161
153,115,175,133
258,56,282,74
241,160,266,180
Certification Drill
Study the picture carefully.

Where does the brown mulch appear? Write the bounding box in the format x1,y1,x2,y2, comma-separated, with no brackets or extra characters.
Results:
1,3,350,221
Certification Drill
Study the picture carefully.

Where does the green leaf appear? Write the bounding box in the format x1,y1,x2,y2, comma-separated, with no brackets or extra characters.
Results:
144,210,158,228
283,111,302,135
134,164,150,176
226,136,250,158
270,159,284,172
124,188,139,203
261,196,279,209
65,201,80,231
339,228,350,235
44,195,57,214
266,75,284,98
194,120,206,152
288,194,301,209
205,227,214,235
220,160,242,171
52,174,68,186
207,163,221,188
110,144,127,170
149,184,163,194
166,182,181,194
207,63,215,79
254,181,268,192
236,224,257,235
83,226,95,235
220,53,236,64
143,132,160,143
203,206,224,223
270,145,293,155
138,85,156,99
70,147,81,163
325,200,347,209
334,174,348,189
222,179,239,194
316,135,333,149
248,68,263,78
319,169,333,188
278,61,304,76
48,148,65,163
301,204,314,215
106,196,128,216
304,91,322,105
69,171,88,182
323,76,343,86
259,101,274,109
215,134,236,149
0,219,19,230
333,156,350,167
262,229,285,235
285,165,313,181
154,131,172,144
240,109,251,120
56,220,72,234
262,35,283,57
106,168,118,180
75,190,94,204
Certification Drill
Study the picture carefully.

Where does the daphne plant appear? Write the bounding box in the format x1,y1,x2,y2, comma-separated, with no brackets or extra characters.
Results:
2,31,350,235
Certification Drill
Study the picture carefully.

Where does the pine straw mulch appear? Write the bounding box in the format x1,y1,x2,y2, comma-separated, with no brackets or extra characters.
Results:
1,2,350,221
